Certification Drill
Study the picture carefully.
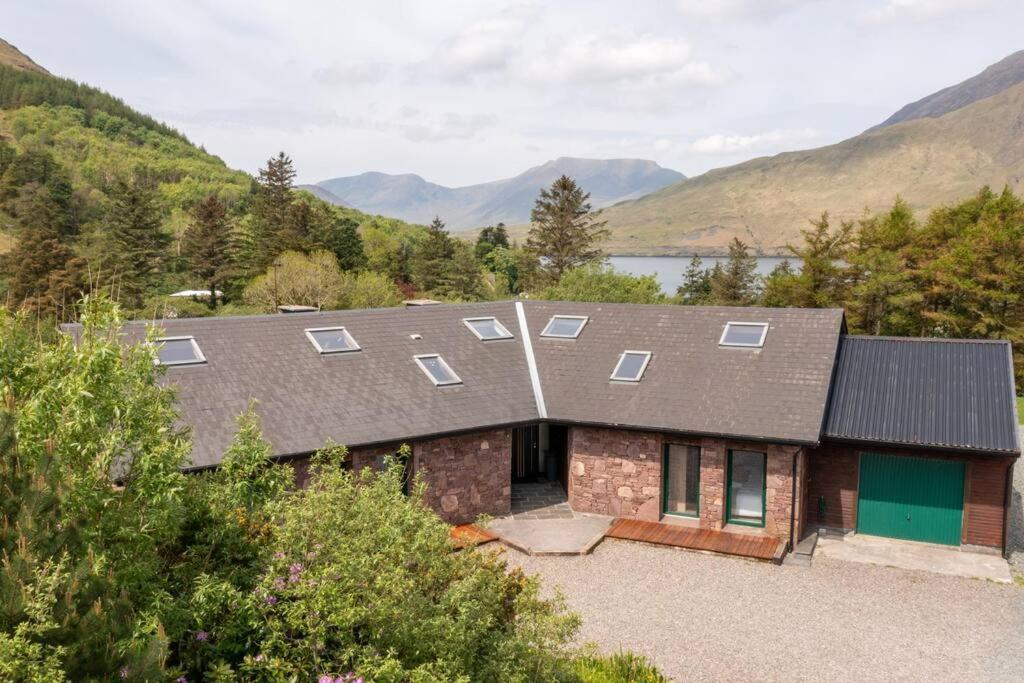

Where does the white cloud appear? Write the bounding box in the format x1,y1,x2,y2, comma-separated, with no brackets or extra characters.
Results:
863,0,991,23
433,9,532,79
690,128,818,154
525,34,729,88
313,62,390,85
675,0,819,22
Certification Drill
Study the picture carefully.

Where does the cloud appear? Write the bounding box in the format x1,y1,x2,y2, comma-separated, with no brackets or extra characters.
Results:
862,0,991,23
433,9,532,79
690,128,818,154
675,0,819,22
313,61,390,85
400,112,497,142
525,34,729,88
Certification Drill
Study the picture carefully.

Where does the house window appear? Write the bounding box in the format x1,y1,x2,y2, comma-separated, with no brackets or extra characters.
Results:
663,444,700,517
153,336,206,366
727,449,767,526
463,317,513,341
540,315,588,339
719,322,769,348
610,351,652,382
414,354,462,386
305,327,360,354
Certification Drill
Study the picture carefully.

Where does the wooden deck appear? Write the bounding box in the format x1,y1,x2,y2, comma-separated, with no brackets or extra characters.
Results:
450,523,498,550
605,518,783,562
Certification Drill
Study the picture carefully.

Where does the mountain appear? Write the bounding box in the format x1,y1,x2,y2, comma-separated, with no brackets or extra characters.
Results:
316,157,685,230
0,38,49,75
296,183,353,208
599,51,1024,255
870,50,1024,131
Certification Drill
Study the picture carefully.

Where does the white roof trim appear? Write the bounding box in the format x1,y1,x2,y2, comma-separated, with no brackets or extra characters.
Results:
304,326,361,354
610,350,652,382
540,314,589,339
462,316,514,341
516,300,547,418
413,353,462,386
152,336,206,366
719,321,769,348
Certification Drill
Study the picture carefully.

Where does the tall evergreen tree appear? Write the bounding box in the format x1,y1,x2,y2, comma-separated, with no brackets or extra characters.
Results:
409,217,455,294
250,152,297,269
475,223,509,261
676,255,712,305
709,238,759,305
526,175,609,283
846,198,917,334
183,194,232,308
102,175,169,309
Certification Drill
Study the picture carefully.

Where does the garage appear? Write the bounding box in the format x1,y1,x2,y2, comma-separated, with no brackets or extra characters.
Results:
856,453,964,545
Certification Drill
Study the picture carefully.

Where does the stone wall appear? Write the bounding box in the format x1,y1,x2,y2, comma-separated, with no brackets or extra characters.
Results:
567,426,800,545
289,443,402,488
568,427,663,521
413,428,512,524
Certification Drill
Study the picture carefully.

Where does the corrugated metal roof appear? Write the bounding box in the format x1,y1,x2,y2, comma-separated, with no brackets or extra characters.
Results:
824,336,1020,454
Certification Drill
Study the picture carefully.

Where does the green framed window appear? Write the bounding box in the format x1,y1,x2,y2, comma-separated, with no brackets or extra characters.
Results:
726,449,766,527
662,444,700,517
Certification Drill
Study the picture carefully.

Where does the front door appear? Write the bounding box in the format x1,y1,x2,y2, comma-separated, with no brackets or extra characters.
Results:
857,452,965,546
512,425,540,483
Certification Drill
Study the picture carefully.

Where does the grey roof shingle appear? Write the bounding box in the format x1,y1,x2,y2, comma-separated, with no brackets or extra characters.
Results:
524,302,845,444
824,336,1020,454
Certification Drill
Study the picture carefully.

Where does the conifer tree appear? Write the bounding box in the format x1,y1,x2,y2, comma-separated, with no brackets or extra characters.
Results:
250,152,296,269
677,255,712,305
102,175,169,310
409,217,455,294
527,175,609,283
183,194,232,308
709,237,759,305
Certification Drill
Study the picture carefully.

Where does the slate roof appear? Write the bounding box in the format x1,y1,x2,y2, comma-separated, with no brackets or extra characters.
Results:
824,336,1021,454
110,301,538,469
66,301,1020,468
525,302,845,444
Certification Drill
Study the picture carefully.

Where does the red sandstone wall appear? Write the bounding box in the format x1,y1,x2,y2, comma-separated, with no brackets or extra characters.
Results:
413,428,512,525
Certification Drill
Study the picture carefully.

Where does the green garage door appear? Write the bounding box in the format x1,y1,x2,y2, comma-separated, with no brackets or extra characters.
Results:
857,453,964,546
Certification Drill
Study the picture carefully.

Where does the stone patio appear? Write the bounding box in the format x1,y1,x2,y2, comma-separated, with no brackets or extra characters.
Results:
509,480,584,519
489,481,613,554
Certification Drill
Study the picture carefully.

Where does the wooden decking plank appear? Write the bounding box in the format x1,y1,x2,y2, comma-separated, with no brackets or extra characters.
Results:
605,518,779,562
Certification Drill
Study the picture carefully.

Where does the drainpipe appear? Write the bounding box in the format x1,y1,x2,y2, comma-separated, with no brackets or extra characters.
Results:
1003,459,1014,560
789,447,805,553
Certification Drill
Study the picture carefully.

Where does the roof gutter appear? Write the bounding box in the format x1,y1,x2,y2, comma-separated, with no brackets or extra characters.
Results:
515,300,547,419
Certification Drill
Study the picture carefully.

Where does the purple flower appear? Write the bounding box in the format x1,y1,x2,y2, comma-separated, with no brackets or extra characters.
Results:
176,677,188,683
255,653,265,662
264,595,278,605
119,668,129,680
274,551,285,560
318,676,334,683
289,562,304,575
305,550,317,560
195,630,209,642
273,576,286,590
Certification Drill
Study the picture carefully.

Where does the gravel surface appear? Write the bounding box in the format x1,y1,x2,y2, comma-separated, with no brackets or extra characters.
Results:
506,539,1024,682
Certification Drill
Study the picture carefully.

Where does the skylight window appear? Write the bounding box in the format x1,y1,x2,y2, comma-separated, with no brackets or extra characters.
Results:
305,327,360,354
719,322,769,348
610,351,651,382
153,336,206,366
540,315,588,339
463,317,513,341
414,354,462,386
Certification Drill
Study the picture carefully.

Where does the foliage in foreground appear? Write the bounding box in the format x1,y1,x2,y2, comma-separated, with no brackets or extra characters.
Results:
0,297,664,681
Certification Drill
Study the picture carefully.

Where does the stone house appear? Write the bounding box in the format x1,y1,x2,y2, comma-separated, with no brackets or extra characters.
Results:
85,299,1020,559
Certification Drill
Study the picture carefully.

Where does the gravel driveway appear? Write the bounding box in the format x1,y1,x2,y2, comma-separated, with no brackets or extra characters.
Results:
506,540,1024,682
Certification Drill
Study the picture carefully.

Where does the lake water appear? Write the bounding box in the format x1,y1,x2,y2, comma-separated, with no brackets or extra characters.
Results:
608,255,803,295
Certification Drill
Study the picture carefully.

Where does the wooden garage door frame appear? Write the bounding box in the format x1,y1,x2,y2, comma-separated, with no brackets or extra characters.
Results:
856,452,965,546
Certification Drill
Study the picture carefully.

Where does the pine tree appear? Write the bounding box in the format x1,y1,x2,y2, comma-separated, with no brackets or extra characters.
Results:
526,175,609,283
475,223,509,260
409,217,455,294
183,194,232,308
847,198,917,334
102,175,169,310
709,238,759,305
250,152,297,269
676,255,711,305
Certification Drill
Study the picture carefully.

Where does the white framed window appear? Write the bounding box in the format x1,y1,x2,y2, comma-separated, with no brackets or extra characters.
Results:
463,316,513,341
610,350,652,382
540,315,588,339
414,354,462,386
305,327,361,354
719,322,769,348
152,336,206,366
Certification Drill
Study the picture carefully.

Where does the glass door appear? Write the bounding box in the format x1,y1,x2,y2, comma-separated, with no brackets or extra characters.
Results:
662,444,700,517
727,449,766,526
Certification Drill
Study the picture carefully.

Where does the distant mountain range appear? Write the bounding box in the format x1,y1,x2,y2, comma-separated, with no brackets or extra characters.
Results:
314,157,685,230
0,38,49,75
597,50,1024,255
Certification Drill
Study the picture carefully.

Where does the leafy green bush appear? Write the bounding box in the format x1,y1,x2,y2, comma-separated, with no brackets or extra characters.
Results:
571,651,668,683
537,263,664,304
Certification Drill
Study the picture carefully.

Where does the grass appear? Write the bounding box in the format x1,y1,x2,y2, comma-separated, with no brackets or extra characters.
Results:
1018,396,1023,424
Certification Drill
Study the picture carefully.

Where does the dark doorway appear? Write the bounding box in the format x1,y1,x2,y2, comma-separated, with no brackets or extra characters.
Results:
547,424,569,492
512,424,541,483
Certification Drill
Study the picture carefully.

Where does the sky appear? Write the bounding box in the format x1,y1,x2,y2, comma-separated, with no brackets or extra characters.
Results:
4,0,1023,187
